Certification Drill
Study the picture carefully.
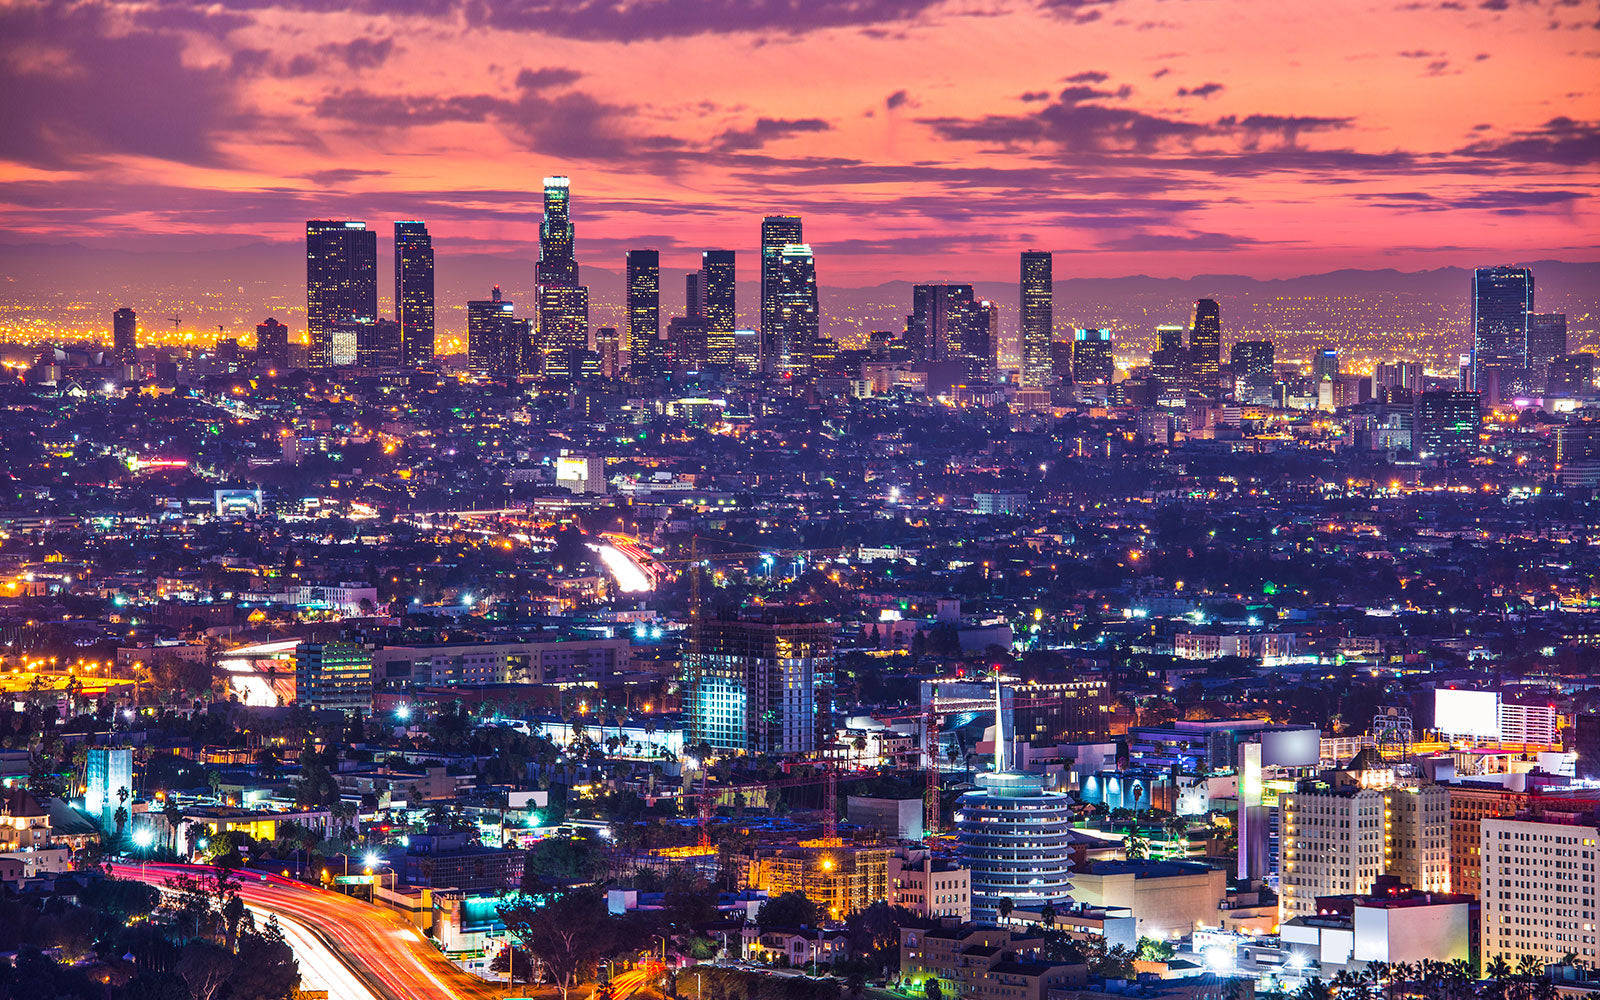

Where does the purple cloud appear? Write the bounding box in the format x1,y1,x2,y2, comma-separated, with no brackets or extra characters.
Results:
714,117,833,151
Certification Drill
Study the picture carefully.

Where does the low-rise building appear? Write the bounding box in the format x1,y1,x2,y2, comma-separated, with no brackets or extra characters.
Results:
1066,860,1227,940
900,925,1087,1000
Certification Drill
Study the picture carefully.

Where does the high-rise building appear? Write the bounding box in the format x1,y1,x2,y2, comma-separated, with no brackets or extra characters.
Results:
626,250,662,377
908,284,992,380
306,220,377,368
732,329,761,375
595,326,621,378
1072,328,1113,384
112,307,137,363
760,215,804,369
954,687,1074,924
394,221,435,370
294,641,373,714
701,250,737,369
772,243,819,378
1481,810,1600,970
666,315,710,372
1231,339,1274,377
1151,325,1187,387
1313,348,1340,382
1278,783,1450,924
468,286,520,378
357,318,402,369
1577,714,1600,782
685,271,702,318
84,746,133,828
535,176,578,288
537,285,590,379
1527,313,1568,393
1374,360,1423,396
1447,785,1529,899
1472,265,1534,403
1549,353,1596,397
1020,251,1053,388
255,318,289,366
684,608,832,755
1414,390,1481,460
1188,299,1221,388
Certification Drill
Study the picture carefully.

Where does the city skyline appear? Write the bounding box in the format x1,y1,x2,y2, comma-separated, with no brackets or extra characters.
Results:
0,0,1595,284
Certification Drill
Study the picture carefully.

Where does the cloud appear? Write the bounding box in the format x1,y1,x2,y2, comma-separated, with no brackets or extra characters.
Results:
1097,230,1269,252
305,168,391,186
1065,70,1111,84
467,0,948,40
1039,0,1121,24
1177,82,1225,99
886,90,912,110
1456,117,1600,165
713,117,832,151
1356,189,1585,214
320,37,396,70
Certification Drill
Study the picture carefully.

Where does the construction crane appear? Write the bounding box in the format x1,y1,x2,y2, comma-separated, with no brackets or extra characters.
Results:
170,315,181,331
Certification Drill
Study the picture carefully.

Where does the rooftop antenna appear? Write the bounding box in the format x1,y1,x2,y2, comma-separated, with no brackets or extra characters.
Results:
993,672,1007,774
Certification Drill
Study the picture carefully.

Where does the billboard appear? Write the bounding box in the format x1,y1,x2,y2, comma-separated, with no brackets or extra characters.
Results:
1260,727,1321,768
1435,688,1500,740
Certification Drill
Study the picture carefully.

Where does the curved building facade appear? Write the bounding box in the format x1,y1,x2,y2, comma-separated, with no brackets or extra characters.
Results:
955,770,1075,923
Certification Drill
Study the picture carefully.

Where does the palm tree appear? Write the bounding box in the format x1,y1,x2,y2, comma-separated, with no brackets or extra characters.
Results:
1039,902,1056,928
997,897,1015,924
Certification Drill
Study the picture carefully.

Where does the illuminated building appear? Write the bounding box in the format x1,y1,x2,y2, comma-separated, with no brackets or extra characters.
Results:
1313,348,1340,382
684,609,831,755
899,924,1086,1000
747,841,890,919
1072,328,1113,384
535,176,578,288
1151,325,1187,387
1549,353,1595,397
954,686,1074,924
112,307,137,363
700,249,737,368
1020,251,1053,388
1231,339,1274,377
1066,860,1226,939
666,315,710,371
394,220,435,369
1188,298,1221,388
294,641,373,714
760,215,803,370
1527,312,1567,392
595,326,620,377
467,287,520,378
1481,810,1600,969
1414,389,1480,460
536,284,590,379
1278,776,1449,924
1447,785,1528,898
255,317,289,365
306,220,377,368
888,847,972,921
357,317,401,368
84,746,133,828
626,249,662,377
771,243,819,378
907,284,991,380
1471,265,1534,403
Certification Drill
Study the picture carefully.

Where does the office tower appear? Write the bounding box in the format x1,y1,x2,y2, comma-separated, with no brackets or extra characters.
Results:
1278,784,1450,924
1374,360,1423,395
1527,313,1568,392
1457,354,1474,391
255,318,289,365
1231,339,1274,377
908,284,992,380
1414,390,1481,460
684,609,832,755
1481,811,1600,971
760,215,804,369
1151,325,1187,387
467,286,520,378
732,329,761,375
955,689,1074,923
1313,348,1340,382
772,243,819,378
1072,328,1113,384
1188,298,1221,387
1577,713,1600,781
84,746,133,828
112,307,137,363
1549,353,1596,397
535,176,578,288
1555,421,1600,487
537,285,590,379
1050,339,1074,385
626,250,662,377
356,317,401,369
294,641,373,714
685,271,702,318
701,250,737,368
1472,265,1534,403
328,319,365,368
1020,250,1053,388
595,326,620,378
306,220,377,368
394,221,435,369
666,315,710,371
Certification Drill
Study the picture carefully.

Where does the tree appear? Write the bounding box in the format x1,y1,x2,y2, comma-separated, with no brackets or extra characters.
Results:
997,897,1015,924
177,940,235,1000
230,918,300,1000
757,890,820,930
1139,937,1175,962
1039,902,1056,928
924,979,943,1000
499,889,615,1000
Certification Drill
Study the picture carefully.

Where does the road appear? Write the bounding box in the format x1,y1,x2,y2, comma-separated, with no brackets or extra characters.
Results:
109,863,504,1000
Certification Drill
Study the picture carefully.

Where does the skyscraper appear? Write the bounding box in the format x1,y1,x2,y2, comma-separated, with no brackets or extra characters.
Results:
1415,389,1481,460
908,284,992,379
358,317,402,369
255,318,289,366
394,221,435,370
595,326,621,378
536,176,578,288
306,220,377,368
1188,298,1221,388
1527,312,1567,393
1313,348,1340,382
1020,251,1053,388
701,250,737,369
1471,265,1534,403
1072,328,1113,384
760,216,804,370
1230,339,1274,377
537,285,590,379
684,608,832,755
773,243,819,378
468,286,520,378
112,307,137,363
626,250,662,377
1151,325,1187,387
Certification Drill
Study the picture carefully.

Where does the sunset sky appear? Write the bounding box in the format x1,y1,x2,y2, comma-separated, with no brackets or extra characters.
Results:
1,0,1596,283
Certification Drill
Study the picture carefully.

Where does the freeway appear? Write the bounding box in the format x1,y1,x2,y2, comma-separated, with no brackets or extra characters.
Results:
109,863,503,1000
